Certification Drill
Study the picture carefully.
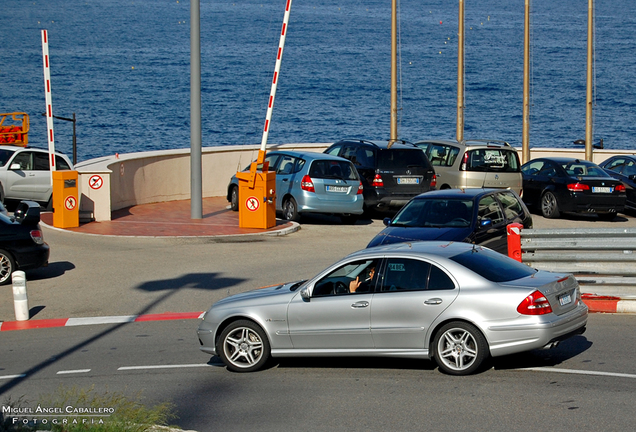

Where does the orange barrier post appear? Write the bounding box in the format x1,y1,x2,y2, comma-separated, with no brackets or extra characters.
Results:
507,223,523,262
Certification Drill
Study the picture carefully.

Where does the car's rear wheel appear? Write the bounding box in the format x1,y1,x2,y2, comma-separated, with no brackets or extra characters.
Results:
0,249,16,286
540,191,560,219
217,320,270,373
433,322,488,375
282,197,300,221
230,186,239,211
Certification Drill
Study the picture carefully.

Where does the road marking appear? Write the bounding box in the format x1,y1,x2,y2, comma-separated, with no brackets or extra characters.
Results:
520,367,636,379
66,316,137,326
57,369,91,375
0,374,26,380
118,364,213,371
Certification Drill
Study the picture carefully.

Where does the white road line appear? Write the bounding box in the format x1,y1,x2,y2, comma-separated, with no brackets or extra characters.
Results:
66,316,137,326
0,374,26,380
118,364,213,371
520,367,636,379
57,369,91,375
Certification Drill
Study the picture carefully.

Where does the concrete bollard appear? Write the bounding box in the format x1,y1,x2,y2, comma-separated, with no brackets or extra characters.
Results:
12,271,29,321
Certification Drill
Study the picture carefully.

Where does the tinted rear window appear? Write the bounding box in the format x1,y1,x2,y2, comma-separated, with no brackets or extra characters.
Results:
560,160,610,178
450,247,536,282
392,198,473,227
378,149,429,170
462,149,520,172
309,160,358,180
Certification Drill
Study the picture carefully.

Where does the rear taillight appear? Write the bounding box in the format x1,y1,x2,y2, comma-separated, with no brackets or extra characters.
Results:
372,174,384,187
430,174,437,188
616,184,626,192
301,175,315,193
460,152,469,171
30,229,44,245
567,183,590,192
517,290,553,315
357,181,363,194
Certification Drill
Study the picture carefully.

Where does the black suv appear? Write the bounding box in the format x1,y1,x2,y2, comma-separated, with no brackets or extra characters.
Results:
325,140,436,212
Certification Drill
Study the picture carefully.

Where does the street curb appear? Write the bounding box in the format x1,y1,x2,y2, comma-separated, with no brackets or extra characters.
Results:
2,297,635,332
0,311,204,332
581,294,636,314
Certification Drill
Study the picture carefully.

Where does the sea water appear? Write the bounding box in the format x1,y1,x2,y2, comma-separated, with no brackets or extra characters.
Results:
1,0,635,162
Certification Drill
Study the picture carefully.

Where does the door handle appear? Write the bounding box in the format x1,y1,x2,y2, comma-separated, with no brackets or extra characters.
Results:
351,301,369,308
424,298,443,305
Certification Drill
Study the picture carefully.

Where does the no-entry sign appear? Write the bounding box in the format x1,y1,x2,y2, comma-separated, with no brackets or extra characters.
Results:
245,196,260,212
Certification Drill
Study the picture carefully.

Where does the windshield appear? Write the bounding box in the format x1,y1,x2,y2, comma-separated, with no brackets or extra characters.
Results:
0,150,14,167
462,149,520,172
450,247,536,282
560,161,610,178
392,198,473,228
309,160,358,180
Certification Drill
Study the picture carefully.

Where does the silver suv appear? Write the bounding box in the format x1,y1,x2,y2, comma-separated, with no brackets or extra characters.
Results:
414,139,522,195
0,146,74,206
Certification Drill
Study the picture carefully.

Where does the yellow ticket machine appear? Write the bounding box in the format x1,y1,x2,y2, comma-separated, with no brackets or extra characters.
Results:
52,170,79,228
236,152,276,229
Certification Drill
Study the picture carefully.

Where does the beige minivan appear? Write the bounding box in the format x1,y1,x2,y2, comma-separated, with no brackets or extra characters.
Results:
414,139,522,195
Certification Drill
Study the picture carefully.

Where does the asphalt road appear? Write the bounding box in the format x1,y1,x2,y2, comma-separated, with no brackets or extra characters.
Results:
1,315,635,431
1,211,636,431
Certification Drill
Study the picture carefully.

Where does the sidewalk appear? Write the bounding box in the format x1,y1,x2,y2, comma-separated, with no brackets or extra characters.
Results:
40,196,299,238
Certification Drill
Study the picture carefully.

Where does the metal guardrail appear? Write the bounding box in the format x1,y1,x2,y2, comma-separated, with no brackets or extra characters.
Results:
520,228,636,295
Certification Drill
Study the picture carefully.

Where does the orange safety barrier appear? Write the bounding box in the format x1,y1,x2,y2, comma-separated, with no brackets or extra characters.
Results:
0,112,29,146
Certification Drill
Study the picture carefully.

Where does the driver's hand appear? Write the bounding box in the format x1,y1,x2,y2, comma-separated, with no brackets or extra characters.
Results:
349,277,361,292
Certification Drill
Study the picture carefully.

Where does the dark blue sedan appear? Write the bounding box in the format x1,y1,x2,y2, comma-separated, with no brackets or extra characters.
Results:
598,155,636,214
367,189,532,254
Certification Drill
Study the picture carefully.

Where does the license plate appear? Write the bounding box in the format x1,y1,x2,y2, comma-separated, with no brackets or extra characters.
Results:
592,186,613,193
397,177,420,185
558,293,572,306
326,186,348,193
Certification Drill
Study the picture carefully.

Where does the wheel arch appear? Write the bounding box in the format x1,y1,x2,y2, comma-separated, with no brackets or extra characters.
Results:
214,315,271,349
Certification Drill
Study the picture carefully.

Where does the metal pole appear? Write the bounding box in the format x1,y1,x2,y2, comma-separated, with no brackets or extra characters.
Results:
389,0,398,145
41,30,57,186
72,112,77,166
190,0,202,219
522,0,531,164
585,0,594,161
456,0,465,143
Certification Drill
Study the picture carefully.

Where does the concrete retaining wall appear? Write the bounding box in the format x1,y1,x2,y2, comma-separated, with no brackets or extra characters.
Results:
74,144,636,222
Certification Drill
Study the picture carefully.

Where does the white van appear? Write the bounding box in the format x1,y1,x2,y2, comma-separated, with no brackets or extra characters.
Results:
414,139,522,195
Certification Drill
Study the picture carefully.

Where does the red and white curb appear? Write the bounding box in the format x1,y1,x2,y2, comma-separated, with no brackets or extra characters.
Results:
0,311,204,332
581,295,636,314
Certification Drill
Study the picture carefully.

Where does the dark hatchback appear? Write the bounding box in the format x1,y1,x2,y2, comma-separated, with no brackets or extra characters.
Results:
521,157,626,220
367,188,532,254
598,155,636,213
0,201,49,285
324,139,436,212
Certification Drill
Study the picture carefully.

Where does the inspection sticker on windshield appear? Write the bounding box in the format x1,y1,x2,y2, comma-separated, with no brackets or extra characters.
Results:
326,186,348,193
397,177,420,185
558,293,572,306
592,187,613,193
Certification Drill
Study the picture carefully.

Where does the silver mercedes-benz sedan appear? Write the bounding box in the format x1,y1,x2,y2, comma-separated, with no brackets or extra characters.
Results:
197,241,588,375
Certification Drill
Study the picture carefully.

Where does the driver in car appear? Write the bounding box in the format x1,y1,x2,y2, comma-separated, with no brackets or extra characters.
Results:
349,265,376,293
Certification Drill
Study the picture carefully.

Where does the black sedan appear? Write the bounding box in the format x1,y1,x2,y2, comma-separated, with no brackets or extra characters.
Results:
598,155,636,213
0,201,50,285
521,157,626,220
367,188,532,254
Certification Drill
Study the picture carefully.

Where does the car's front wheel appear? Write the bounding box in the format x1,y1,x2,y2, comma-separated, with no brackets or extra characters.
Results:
0,249,16,286
540,191,560,219
217,320,270,373
282,197,300,221
433,322,488,375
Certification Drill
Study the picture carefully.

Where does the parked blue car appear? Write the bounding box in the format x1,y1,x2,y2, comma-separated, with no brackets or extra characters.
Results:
227,151,364,223
367,188,532,254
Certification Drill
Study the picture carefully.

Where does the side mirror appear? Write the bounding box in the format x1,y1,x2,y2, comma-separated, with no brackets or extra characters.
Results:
14,201,41,225
383,217,391,227
10,163,22,170
300,287,310,301
479,218,492,229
